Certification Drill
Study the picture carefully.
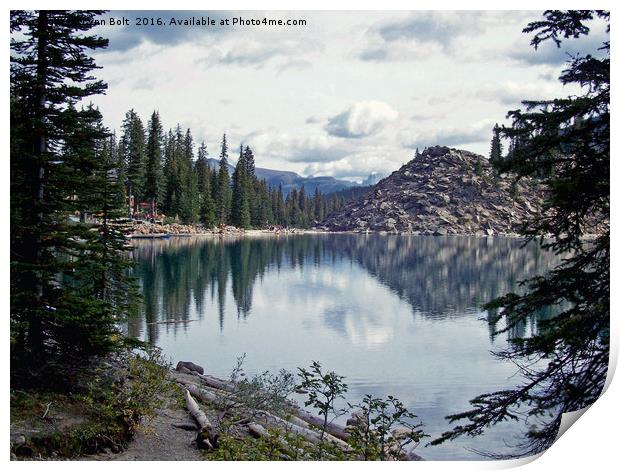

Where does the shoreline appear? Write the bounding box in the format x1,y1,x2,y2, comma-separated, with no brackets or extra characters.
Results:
128,228,604,240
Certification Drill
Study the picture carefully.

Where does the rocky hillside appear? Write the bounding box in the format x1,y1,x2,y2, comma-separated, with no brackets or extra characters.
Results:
319,146,544,235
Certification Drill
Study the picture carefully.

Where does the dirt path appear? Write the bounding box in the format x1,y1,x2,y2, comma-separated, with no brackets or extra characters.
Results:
85,397,202,461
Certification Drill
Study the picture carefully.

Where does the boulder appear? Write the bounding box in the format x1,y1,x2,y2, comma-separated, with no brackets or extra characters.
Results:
176,361,204,375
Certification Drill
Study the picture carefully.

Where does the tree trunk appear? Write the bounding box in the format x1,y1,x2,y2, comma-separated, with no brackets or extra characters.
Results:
183,388,215,449
26,10,50,356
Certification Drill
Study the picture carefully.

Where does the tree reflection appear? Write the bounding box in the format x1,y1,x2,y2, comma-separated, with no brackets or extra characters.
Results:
128,235,559,343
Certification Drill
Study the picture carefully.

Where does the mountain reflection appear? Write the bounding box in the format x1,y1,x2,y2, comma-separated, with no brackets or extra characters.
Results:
128,234,558,345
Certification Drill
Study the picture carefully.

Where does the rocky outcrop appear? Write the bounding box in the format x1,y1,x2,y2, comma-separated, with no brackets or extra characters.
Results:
319,146,544,235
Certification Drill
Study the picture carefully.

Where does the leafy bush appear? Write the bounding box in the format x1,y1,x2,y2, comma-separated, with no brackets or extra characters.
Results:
347,394,427,460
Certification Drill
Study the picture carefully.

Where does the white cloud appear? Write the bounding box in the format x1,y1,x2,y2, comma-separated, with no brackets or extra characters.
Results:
325,101,399,139
198,38,323,69
400,120,495,150
83,10,586,181
243,130,349,164
473,81,565,106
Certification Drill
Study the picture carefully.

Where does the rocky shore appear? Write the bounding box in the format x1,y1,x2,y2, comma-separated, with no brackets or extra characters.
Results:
126,221,244,237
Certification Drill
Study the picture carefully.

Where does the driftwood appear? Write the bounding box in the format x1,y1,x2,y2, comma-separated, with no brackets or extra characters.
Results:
184,388,215,449
247,422,269,439
177,377,351,452
183,371,349,441
257,410,353,452
290,405,350,441
247,422,306,459
191,372,236,392
180,380,233,408
176,371,421,459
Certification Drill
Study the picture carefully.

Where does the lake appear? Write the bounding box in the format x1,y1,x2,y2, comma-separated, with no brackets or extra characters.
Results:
127,233,559,460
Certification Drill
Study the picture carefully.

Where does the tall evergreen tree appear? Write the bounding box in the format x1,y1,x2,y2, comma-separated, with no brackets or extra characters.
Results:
275,184,286,225
195,141,216,227
162,129,179,217
243,145,256,177
144,110,163,216
119,109,146,214
489,123,503,162
195,141,210,194
313,187,323,222
180,128,199,222
215,134,231,225
107,132,125,210
10,10,136,363
433,10,610,457
231,145,249,228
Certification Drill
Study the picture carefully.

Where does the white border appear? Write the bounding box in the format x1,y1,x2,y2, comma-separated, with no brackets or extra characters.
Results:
4,1,616,470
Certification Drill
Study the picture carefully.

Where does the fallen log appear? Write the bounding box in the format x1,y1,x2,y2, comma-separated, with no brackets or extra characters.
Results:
290,405,350,441
177,379,350,452
246,422,306,459
180,372,351,440
184,388,216,449
180,381,234,408
182,371,349,441
247,422,269,439
191,372,236,392
256,410,353,453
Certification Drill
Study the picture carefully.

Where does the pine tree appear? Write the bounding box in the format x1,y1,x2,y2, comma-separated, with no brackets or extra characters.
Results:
275,184,286,225
434,10,609,457
244,145,256,177
231,144,250,228
257,180,273,226
180,128,199,222
144,110,163,217
119,109,146,215
10,10,137,363
107,132,126,211
195,141,210,194
162,129,178,217
313,187,323,221
240,196,251,229
195,141,216,227
489,123,503,162
298,185,309,228
59,105,139,354
243,146,260,226
215,134,231,225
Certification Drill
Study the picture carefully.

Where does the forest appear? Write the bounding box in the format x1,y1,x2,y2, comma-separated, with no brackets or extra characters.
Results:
105,109,356,229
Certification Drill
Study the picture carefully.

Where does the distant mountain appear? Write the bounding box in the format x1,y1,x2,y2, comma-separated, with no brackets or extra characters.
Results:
362,172,389,186
206,158,359,195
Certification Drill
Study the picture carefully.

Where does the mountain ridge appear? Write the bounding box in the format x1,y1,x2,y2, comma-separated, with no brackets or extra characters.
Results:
206,158,359,195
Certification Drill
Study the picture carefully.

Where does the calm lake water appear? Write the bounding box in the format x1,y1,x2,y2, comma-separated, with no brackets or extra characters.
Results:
127,234,558,460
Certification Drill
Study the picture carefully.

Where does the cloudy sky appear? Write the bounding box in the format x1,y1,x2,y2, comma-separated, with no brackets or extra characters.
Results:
90,10,607,182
